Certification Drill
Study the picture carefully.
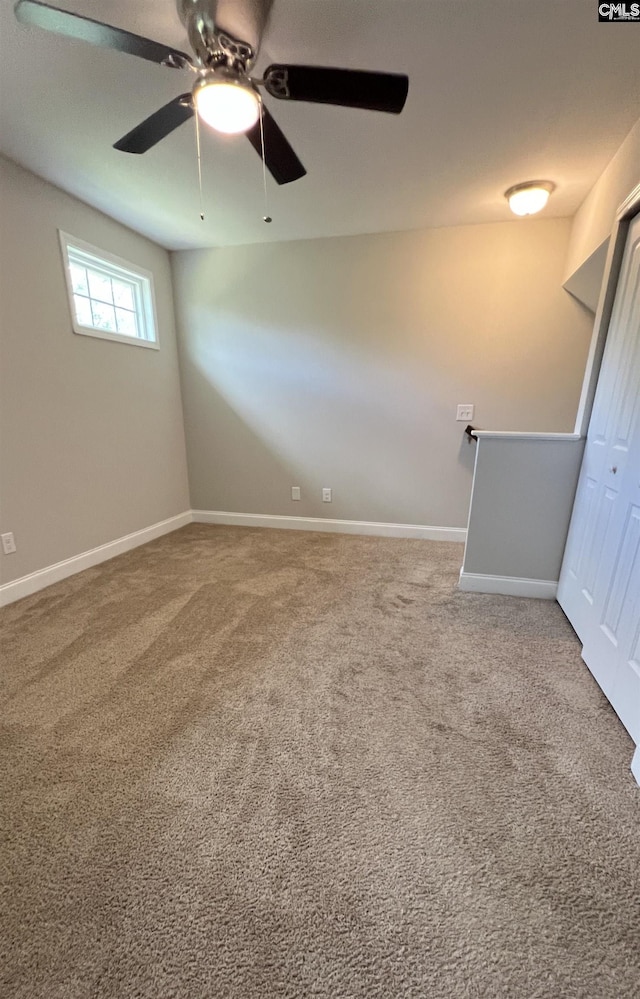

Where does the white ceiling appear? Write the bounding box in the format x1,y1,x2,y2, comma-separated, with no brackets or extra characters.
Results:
1,0,639,250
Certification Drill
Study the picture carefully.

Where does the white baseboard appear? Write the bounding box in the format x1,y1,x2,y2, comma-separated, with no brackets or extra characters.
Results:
632,747,640,787
192,510,466,543
0,510,465,609
458,570,558,600
0,511,192,608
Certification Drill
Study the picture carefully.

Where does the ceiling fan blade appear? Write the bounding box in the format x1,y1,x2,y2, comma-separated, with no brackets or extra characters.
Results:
246,106,306,185
263,65,409,114
114,96,194,154
14,0,193,68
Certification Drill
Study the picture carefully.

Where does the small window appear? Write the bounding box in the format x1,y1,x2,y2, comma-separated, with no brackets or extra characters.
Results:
59,232,159,349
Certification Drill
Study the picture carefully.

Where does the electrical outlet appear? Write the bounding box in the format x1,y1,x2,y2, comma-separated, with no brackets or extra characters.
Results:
291,486,301,501
456,404,474,422
1,532,16,555
322,488,332,503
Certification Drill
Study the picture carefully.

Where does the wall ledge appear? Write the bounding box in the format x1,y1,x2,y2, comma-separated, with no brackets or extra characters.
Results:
473,431,583,441
459,570,557,599
192,510,466,543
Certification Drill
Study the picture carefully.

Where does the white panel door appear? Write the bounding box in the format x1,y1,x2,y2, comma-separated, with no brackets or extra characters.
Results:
580,426,640,742
558,213,640,744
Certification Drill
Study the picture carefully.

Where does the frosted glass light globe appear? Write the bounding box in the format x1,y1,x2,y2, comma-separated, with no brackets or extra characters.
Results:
505,182,555,217
194,77,259,135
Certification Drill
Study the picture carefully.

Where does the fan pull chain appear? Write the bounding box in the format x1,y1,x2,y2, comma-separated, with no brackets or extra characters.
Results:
194,109,205,221
258,100,272,224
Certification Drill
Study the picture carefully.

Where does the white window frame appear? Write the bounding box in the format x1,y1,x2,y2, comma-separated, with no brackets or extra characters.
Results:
58,231,159,350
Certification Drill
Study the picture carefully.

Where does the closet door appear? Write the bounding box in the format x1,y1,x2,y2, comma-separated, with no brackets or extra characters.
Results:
580,420,640,742
558,213,640,743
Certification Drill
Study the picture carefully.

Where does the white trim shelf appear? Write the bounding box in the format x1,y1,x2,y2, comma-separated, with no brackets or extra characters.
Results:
472,431,583,441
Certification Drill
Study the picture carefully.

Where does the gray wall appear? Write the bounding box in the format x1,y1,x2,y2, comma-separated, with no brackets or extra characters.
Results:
462,435,585,582
563,241,608,313
172,218,593,528
0,156,190,583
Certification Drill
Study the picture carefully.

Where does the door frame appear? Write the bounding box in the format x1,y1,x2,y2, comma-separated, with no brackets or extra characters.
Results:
574,182,640,437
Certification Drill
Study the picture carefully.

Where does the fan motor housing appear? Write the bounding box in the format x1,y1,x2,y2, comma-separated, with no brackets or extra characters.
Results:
178,0,271,70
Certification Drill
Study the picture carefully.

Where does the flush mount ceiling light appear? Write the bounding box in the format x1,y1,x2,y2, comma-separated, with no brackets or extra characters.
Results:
505,181,555,217
193,74,260,135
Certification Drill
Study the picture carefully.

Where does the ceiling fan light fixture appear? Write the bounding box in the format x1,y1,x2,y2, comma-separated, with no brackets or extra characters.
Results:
505,181,555,217
193,75,260,135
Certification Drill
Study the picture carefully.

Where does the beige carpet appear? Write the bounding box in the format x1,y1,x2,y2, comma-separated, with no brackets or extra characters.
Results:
1,525,639,998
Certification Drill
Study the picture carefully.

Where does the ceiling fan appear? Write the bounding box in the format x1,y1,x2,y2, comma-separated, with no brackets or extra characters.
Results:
13,0,410,185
